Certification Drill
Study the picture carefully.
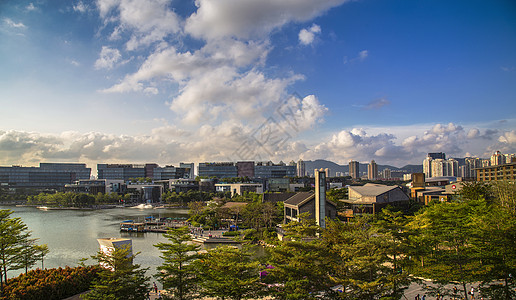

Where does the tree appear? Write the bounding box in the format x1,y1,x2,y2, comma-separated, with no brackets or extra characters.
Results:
0,209,34,293
323,215,410,300
154,226,200,300
19,238,41,274
462,181,516,300
82,246,150,300
373,207,414,299
34,244,49,269
195,245,264,300
407,201,478,299
267,214,334,299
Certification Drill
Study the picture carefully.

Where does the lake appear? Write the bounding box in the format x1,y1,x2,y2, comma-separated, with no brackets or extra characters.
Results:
0,205,190,279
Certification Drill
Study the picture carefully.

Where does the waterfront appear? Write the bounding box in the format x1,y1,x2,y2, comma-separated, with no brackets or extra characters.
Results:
0,205,190,279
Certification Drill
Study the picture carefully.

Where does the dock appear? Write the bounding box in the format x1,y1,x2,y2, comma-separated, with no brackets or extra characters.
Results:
120,218,189,233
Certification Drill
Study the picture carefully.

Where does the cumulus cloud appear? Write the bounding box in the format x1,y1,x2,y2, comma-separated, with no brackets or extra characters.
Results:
94,46,121,70
2,121,516,169
299,24,321,45
97,0,347,130
97,0,180,51
185,0,348,40
498,130,516,144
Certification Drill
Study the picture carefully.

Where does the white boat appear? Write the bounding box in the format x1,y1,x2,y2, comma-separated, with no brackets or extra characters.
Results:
37,206,49,211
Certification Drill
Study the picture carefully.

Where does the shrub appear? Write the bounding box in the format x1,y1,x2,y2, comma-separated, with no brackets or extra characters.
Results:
2,266,100,300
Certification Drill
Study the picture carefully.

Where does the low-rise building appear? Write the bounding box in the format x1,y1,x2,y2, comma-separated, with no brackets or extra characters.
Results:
0,163,91,192
215,183,263,196
65,179,125,195
283,191,337,223
476,162,516,182
344,183,409,214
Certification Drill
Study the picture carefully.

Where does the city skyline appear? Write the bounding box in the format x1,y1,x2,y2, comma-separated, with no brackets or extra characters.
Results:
1,0,515,169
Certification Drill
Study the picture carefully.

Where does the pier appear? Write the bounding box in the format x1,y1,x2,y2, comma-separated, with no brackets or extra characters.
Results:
120,218,240,244
120,217,189,233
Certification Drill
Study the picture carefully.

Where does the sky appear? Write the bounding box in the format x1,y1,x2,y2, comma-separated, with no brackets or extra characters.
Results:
1,0,516,171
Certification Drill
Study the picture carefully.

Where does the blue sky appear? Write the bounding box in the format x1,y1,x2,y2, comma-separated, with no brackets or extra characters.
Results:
1,0,515,169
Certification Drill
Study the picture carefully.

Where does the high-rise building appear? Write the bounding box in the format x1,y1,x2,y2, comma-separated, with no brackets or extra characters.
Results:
349,160,359,179
429,158,458,177
423,156,433,178
464,157,482,178
428,152,446,160
382,168,391,180
430,159,445,177
297,159,306,177
491,151,506,166
482,159,491,167
368,160,378,180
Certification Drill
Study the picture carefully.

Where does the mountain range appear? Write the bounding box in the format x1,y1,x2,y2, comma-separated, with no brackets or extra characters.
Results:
303,159,423,177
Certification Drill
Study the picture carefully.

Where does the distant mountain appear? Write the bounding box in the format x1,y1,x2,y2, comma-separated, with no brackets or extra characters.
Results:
303,159,422,177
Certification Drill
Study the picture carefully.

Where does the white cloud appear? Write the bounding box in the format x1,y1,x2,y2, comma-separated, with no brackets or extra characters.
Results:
69,59,81,67
2,122,516,169
299,24,321,45
73,1,88,13
358,49,368,60
26,3,37,11
94,46,121,70
498,130,516,144
185,0,348,40
97,0,180,51
4,18,26,29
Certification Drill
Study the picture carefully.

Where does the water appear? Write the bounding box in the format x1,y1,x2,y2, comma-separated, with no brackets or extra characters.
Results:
0,205,189,279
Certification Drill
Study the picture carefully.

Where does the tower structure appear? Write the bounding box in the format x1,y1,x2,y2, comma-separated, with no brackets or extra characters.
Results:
314,168,327,228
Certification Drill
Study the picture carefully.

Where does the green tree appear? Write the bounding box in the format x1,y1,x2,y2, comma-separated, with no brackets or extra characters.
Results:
461,181,516,300
408,201,478,299
34,244,49,269
82,246,150,300
154,226,200,300
323,215,409,300
267,214,334,299
195,245,263,300
18,238,41,274
0,209,34,292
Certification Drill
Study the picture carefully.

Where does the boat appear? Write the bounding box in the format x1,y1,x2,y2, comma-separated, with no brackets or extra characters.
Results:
37,206,49,211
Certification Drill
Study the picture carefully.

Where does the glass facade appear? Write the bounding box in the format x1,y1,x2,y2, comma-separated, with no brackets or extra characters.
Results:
0,163,91,190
